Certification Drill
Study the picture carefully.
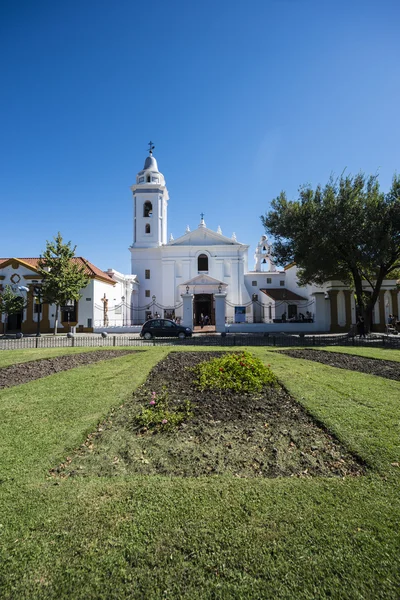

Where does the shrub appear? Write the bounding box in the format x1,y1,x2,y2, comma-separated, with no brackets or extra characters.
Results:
193,351,277,392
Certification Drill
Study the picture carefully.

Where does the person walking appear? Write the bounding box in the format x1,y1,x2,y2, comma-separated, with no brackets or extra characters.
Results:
357,315,366,338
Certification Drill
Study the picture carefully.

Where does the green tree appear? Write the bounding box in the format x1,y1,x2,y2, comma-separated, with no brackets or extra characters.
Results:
261,173,400,328
38,233,90,335
0,285,26,335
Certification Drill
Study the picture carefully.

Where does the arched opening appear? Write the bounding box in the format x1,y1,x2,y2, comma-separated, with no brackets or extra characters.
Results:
198,253,208,272
143,201,152,217
145,223,151,234
146,174,151,183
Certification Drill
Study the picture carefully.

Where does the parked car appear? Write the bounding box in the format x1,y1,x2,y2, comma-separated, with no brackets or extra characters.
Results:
140,318,192,340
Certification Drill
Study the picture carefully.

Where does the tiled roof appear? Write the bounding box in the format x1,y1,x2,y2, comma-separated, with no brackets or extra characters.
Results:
260,288,307,301
0,257,114,283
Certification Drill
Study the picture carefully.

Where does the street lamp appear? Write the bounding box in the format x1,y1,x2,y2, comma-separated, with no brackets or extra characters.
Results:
121,295,125,326
152,295,156,318
33,285,43,337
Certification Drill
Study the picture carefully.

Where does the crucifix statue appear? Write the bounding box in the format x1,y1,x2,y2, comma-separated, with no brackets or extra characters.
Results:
101,293,109,326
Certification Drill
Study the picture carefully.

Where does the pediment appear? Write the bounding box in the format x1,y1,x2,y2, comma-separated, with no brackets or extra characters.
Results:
0,258,39,273
181,274,228,291
169,227,245,247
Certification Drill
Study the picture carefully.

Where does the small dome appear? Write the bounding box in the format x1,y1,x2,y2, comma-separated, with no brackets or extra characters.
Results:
144,155,158,171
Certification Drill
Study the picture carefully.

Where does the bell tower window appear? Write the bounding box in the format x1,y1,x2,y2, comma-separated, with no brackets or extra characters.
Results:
145,224,151,234
198,254,208,272
147,174,151,183
144,201,152,217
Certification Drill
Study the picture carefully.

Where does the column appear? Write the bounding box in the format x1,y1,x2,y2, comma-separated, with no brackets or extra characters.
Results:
390,289,399,317
313,292,329,332
343,290,353,329
181,292,193,330
214,292,227,333
327,290,339,332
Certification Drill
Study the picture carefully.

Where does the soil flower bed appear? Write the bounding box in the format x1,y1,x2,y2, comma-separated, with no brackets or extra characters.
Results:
0,350,137,389
279,349,400,381
55,351,365,479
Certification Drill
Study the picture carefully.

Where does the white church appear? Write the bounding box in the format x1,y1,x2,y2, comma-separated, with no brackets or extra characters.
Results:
1,147,399,335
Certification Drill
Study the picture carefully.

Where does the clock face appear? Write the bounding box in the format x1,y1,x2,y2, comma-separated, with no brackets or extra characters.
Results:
10,273,21,284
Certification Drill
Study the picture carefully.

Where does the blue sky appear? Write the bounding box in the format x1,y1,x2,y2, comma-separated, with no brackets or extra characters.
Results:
1,0,399,272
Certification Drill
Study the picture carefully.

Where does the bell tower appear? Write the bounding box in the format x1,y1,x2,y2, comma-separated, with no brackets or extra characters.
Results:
130,142,169,248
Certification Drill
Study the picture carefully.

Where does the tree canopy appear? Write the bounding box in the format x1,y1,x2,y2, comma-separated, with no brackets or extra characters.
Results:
261,172,400,324
38,233,90,334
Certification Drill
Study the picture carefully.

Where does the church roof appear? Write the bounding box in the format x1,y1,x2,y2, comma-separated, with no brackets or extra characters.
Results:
0,257,115,285
143,155,158,171
260,288,307,301
169,226,248,248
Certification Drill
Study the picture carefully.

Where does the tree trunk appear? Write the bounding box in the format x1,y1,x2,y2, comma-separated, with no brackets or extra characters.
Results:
366,268,386,332
53,305,59,336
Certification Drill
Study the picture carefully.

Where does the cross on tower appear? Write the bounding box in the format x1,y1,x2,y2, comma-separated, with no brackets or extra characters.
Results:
148,141,155,155
200,212,204,220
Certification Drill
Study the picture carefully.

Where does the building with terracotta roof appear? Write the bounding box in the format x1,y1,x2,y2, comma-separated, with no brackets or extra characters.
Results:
0,257,138,334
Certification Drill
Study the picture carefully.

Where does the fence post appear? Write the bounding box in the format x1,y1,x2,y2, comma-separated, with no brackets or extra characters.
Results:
312,336,315,346
272,336,276,346
35,337,39,348
72,336,75,347
113,336,116,347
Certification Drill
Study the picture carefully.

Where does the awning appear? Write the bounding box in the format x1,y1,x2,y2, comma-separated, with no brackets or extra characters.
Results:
260,288,307,301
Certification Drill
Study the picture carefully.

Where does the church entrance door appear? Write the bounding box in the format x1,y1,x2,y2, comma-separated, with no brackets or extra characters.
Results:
194,293,214,326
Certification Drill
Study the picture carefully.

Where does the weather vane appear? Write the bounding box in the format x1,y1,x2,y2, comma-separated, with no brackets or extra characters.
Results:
148,141,155,155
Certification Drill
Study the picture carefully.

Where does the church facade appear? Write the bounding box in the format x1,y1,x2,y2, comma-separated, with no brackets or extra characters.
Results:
128,149,399,333
1,148,399,334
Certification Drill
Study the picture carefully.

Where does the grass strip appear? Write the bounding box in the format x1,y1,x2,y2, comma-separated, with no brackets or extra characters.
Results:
255,348,400,472
0,348,168,483
0,346,148,369
318,345,400,362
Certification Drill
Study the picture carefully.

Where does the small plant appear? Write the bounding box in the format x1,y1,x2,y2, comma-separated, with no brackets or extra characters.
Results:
134,388,193,432
193,351,278,392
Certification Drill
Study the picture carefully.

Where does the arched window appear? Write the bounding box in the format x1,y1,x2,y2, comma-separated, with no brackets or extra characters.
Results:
145,224,151,234
198,254,208,271
146,174,151,183
143,201,152,217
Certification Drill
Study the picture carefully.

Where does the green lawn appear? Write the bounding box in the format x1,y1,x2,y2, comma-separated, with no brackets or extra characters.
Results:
316,345,400,362
0,346,399,599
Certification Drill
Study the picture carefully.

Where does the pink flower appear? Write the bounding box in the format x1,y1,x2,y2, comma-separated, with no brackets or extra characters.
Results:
162,419,168,424
149,400,156,406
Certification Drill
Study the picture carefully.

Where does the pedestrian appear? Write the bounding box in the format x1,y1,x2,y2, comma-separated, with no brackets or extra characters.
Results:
357,315,366,338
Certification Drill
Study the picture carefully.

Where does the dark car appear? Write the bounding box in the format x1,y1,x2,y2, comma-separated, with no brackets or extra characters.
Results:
140,318,192,340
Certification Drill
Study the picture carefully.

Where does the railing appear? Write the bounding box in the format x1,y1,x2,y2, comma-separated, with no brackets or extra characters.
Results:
0,333,399,350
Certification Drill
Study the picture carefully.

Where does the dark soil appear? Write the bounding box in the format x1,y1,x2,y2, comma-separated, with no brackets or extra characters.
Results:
0,350,136,389
279,349,400,381
55,351,366,480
